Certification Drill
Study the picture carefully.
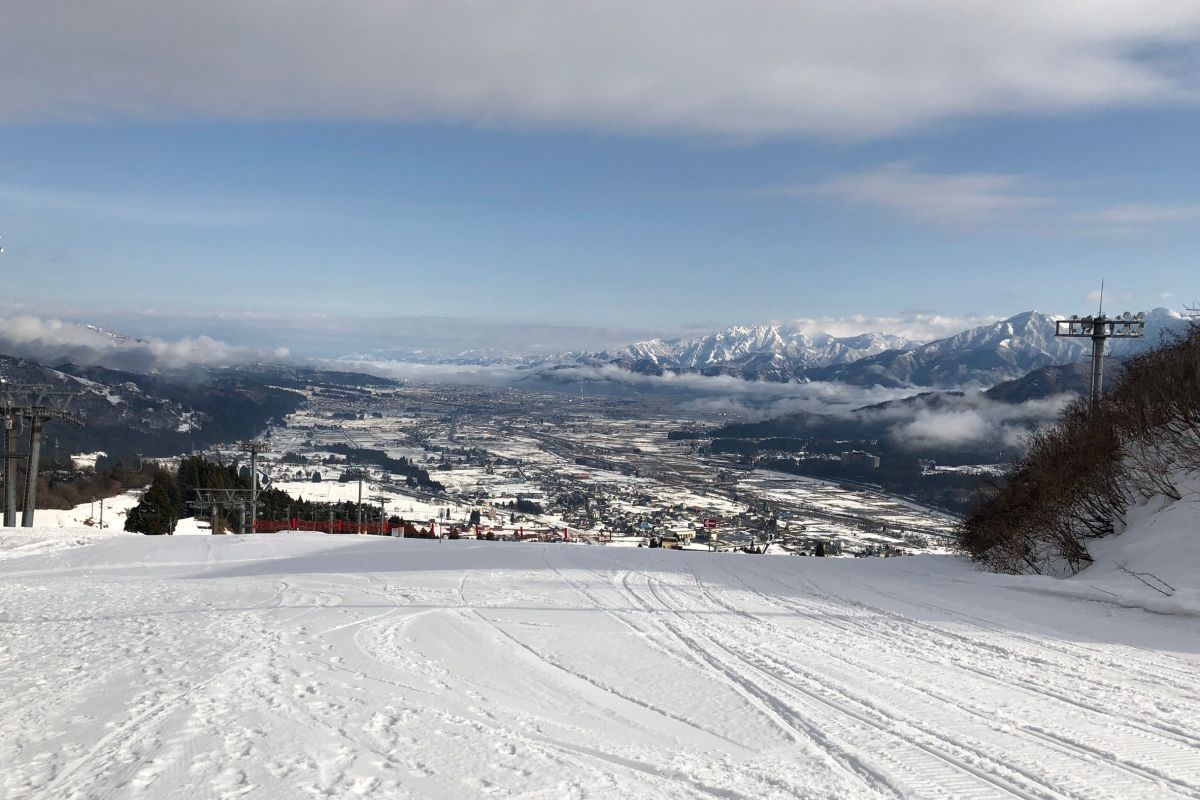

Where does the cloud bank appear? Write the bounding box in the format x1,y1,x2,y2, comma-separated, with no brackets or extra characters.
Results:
5,2,1200,138
342,356,913,416
871,393,1076,449
0,315,288,372
784,311,1004,343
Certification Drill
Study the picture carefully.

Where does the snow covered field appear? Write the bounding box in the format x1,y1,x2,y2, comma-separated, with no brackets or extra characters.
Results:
1,530,1198,799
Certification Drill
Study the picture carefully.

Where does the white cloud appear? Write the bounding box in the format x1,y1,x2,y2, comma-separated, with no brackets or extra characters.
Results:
1066,203,1200,234
0,315,287,371
788,312,1003,342
345,357,910,414
3,2,1199,138
768,165,1200,235
885,394,1076,448
806,163,1050,227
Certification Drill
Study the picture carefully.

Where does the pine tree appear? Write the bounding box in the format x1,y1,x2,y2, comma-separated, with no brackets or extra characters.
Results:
125,474,178,535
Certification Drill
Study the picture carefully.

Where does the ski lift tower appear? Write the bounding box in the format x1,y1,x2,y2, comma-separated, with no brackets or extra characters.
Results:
237,439,272,533
369,493,390,530
0,381,84,527
1055,310,1145,411
189,487,255,534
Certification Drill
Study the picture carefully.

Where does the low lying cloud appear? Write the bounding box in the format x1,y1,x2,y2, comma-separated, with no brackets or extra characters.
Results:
343,356,911,417
330,358,528,387
535,362,908,409
308,353,1082,452
881,393,1075,449
0,315,289,372
60,307,661,361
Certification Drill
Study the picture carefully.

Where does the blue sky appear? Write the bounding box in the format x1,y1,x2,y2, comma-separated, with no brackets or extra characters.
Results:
2,2,1199,356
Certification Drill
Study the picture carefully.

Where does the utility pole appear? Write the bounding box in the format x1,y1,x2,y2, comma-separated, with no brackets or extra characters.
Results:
237,439,272,534
1055,301,1146,411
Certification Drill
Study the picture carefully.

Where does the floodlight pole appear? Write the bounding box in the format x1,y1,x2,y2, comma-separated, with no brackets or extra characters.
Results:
1055,310,1146,412
1089,323,1106,413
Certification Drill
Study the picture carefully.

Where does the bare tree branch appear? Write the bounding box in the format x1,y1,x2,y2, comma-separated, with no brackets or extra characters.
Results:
1115,561,1176,596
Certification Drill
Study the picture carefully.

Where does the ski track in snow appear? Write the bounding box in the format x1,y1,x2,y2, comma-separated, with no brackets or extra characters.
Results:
0,533,1198,799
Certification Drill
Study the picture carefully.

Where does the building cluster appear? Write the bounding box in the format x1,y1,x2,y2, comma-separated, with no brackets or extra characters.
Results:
840,450,881,469
211,380,954,557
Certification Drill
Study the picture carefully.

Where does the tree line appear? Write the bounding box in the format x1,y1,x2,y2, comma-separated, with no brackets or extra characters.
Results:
125,455,403,535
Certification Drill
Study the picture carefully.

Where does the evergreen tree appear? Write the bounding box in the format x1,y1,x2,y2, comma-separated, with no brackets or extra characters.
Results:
125,473,178,535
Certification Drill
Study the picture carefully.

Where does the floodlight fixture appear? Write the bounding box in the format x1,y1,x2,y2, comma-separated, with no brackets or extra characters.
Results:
1055,306,1145,412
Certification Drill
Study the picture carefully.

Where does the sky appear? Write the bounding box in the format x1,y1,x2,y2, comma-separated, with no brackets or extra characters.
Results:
2,1,1199,356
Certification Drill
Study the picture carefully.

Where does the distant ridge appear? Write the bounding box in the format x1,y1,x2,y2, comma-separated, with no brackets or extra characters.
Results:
582,308,1192,389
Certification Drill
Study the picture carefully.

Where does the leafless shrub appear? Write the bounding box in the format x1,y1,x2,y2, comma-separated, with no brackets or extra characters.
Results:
958,326,1200,575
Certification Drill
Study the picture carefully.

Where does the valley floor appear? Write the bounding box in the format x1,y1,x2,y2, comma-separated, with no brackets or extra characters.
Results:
1,532,1198,799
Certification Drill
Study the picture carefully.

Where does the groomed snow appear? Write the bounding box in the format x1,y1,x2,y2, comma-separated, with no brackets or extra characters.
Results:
1,529,1198,799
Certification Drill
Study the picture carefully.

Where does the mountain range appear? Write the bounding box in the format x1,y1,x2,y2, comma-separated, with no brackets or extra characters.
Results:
575,308,1191,389
582,326,917,382
0,357,394,467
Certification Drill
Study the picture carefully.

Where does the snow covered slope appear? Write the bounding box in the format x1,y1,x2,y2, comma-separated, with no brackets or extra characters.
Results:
1037,479,1200,617
1,533,1197,799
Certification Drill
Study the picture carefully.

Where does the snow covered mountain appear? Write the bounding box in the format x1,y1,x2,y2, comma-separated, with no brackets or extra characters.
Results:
808,308,1191,388
806,311,1087,387
352,308,1191,389
587,325,917,381
0,357,392,463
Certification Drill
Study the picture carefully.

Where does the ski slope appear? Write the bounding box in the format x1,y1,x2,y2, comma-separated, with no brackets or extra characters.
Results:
1,531,1198,799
